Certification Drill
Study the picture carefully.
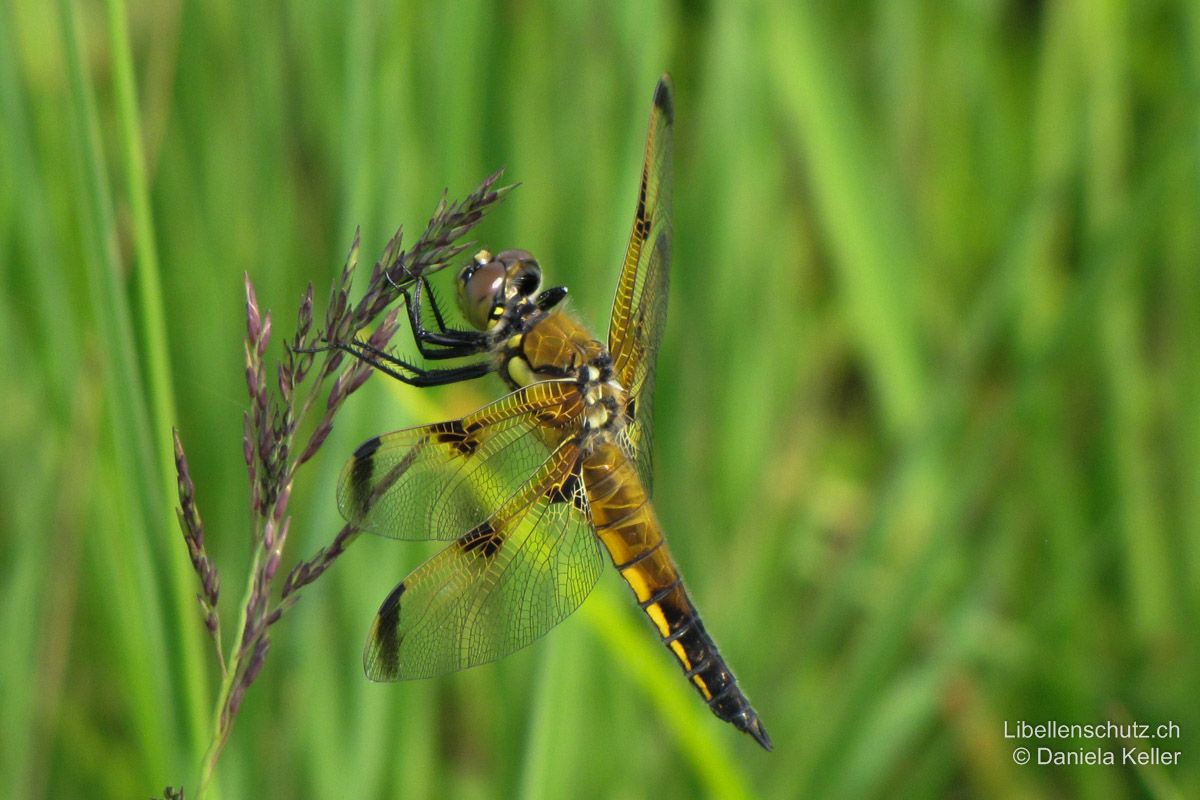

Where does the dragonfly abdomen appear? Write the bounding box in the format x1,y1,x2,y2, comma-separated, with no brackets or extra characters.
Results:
581,444,772,750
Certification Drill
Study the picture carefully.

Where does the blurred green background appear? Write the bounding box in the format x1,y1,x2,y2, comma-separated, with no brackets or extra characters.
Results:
2,0,1198,797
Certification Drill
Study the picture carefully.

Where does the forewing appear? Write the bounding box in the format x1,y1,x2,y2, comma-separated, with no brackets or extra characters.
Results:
364,438,603,679
338,380,584,540
607,76,673,492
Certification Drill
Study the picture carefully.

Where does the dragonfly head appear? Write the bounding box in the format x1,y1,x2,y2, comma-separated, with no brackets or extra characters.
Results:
458,249,543,330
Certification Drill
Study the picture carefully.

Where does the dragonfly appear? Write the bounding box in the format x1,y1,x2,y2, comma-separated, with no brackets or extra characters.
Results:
330,75,770,750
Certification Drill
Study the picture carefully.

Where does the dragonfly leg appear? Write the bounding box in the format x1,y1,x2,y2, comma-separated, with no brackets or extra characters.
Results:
419,275,451,332
335,338,493,387
401,279,488,360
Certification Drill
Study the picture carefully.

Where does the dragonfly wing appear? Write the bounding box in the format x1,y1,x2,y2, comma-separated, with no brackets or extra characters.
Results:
338,380,585,540
607,76,673,494
364,437,603,679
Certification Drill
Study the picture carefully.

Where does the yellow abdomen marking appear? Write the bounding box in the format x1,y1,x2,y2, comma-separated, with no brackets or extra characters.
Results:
669,639,692,670
645,602,670,637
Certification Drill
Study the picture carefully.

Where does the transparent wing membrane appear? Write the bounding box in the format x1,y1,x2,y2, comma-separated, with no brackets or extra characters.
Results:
364,438,603,679
338,381,584,540
607,76,673,493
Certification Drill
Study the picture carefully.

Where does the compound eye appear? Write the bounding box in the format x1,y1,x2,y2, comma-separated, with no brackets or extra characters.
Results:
457,260,506,330
495,249,542,297
512,263,542,297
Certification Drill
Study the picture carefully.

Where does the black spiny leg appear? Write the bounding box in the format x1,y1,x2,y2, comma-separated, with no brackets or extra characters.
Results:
420,275,452,333
335,338,494,387
400,278,488,360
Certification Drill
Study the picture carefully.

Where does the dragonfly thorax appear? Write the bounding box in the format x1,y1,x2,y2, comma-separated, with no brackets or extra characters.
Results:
578,362,629,441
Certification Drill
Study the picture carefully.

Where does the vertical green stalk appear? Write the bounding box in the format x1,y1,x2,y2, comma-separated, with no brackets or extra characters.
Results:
1080,0,1174,642
0,5,81,793
103,0,212,767
58,0,177,780
767,0,927,439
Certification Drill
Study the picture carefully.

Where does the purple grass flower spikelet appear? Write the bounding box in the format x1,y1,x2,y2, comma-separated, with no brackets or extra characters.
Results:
277,362,292,405
244,273,261,341
245,637,270,687
226,683,245,723
326,371,347,410
205,568,220,607
258,312,271,358
297,419,331,466
274,485,291,522
371,308,401,349
173,173,515,787
345,366,370,397
298,283,314,337
240,593,258,650
172,428,220,619
242,412,253,466
243,343,256,402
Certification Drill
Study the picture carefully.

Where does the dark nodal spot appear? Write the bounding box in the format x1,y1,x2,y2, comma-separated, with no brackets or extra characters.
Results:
624,397,637,423
458,522,501,558
430,419,465,439
432,419,477,456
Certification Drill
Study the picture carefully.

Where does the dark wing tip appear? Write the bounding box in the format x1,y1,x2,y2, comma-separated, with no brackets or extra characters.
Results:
653,74,674,124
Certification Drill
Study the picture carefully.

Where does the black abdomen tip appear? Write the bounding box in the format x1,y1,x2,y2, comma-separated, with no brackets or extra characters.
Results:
744,715,773,752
